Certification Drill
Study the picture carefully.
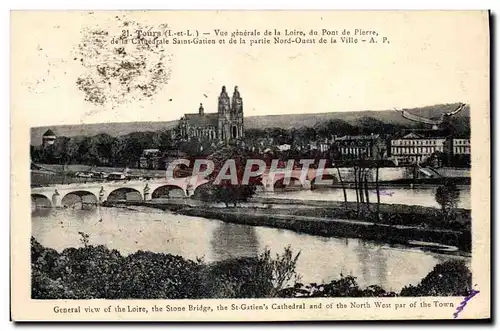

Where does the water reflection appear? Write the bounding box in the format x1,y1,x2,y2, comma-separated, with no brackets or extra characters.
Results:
210,223,259,261
32,207,468,292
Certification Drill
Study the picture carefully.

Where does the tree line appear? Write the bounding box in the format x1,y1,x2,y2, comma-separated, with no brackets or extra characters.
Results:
31,115,470,168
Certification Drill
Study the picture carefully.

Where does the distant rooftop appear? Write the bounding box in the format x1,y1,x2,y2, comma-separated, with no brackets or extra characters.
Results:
393,129,450,139
335,134,381,141
182,113,218,127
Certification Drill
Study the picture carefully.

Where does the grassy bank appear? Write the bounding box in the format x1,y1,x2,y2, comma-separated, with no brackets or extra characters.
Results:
179,207,471,254
32,237,472,299
105,199,471,253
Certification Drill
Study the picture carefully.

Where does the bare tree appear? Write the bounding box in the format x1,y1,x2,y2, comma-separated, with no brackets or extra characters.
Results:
354,166,360,215
364,170,371,212
375,163,381,218
335,166,348,210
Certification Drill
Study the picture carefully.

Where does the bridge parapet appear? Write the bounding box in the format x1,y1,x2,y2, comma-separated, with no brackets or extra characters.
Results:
31,176,212,208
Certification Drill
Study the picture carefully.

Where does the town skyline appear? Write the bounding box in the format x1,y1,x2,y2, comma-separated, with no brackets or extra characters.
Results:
30,101,470,143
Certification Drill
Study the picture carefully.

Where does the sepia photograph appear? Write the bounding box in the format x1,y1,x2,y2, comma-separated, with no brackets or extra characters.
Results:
30,92,472,301
11,10,490,321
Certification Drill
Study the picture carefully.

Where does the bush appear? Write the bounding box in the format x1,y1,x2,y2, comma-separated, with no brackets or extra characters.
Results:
31,236,471,299
435,181,461,216
195,183,256,207
31,237,298,299
400,260,472,297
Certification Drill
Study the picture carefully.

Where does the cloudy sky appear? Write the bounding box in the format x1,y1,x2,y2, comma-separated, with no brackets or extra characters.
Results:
11,11,488,127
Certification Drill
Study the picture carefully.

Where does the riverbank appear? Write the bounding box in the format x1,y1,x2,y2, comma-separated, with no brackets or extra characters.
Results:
103,198,471,254
31,237,472,299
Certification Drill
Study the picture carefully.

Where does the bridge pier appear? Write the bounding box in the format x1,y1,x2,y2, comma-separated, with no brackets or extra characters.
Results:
143,183,152,201
51,189,62,208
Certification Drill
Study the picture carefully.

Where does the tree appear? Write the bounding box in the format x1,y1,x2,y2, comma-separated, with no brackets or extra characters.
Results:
110,136,129,166
400,260,471,297
196,183,256,207
194,145,258,207
335,166,348,210
152,130,173,151
435,180,460,216
375,164,381,217
353,166,360,215
90,133,115,166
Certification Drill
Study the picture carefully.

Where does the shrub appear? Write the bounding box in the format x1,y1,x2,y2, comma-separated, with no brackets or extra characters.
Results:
435,181,461,216
200,246,301,298
195,183,256,207
400,260,472,297
31,236,471,299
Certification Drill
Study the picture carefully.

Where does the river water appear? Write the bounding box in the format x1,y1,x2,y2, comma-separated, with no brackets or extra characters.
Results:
263,186,471,209
32,203,469,293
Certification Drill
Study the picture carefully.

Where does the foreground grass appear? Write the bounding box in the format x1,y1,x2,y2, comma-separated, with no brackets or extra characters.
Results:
31,237,472,299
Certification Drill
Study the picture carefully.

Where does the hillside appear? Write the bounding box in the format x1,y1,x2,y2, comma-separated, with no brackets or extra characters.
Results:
30,103,469,143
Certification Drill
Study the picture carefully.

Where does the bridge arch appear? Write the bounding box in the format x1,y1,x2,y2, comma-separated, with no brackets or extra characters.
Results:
61,190,98,208
106,187,143,202
151,185,186,198
31,194,52,209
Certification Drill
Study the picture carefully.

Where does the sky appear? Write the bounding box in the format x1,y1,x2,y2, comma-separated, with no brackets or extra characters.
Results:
11,11,488,128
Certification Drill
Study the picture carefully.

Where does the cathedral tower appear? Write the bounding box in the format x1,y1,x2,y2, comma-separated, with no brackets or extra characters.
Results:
231,86,243,114
217,85,244,141
218,86,230,115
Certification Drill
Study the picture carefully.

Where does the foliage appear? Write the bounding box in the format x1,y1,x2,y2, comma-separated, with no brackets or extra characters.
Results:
32,236,471,300
32,112,470,168
259,245,302,297
435,181,461,215
278,276,397,298
191,145,259,207
204,246,300,298
400,260,472,297
31,130,174,168
78,231,90,248
195,183,257,207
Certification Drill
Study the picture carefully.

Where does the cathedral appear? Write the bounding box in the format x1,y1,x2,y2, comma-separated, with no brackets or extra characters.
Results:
177,86,244,142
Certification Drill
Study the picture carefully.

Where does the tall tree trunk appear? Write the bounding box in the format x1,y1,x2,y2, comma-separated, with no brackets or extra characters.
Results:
354,167,360,215
375,165,381,220
358,167,364,204
364,171,371,211
337,167,348,210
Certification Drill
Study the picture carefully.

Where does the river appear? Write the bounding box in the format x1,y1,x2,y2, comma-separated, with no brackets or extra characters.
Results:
32,204,468,293
263,186,471,209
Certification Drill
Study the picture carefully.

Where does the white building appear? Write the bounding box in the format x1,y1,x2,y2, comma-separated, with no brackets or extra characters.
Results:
451,138,471,155
391,132,447,164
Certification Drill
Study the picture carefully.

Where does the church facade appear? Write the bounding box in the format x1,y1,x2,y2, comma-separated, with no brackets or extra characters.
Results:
177,86,244,142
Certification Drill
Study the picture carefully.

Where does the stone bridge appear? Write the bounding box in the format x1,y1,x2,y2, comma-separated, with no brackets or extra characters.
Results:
31,168,343,207
31,176,210,208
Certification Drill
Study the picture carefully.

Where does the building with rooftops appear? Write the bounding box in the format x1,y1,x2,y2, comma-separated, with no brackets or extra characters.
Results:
176,85,244,143
42,129,56,148
390,130,449,165
332,134,388,161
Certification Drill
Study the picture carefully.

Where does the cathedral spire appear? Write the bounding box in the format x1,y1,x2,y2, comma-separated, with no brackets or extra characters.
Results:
232,85,243,114
218,85,230,114
220,85,228,97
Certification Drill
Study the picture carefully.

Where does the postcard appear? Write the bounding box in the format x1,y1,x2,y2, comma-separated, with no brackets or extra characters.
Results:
11,10,490,321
